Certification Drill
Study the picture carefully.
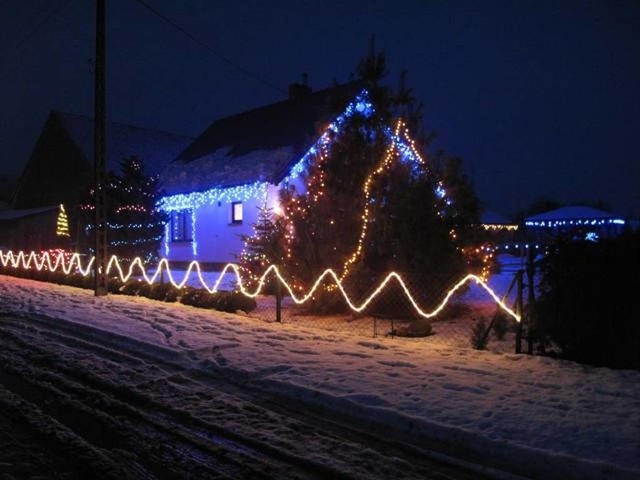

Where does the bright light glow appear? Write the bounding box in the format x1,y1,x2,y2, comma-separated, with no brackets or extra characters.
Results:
232,202,243,223
482,224,518,231
56,204,70,237
525,218,625,227
0,249,520,323
158,182,269,212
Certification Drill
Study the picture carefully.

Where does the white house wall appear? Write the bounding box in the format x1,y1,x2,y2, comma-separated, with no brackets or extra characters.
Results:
163,184,281,264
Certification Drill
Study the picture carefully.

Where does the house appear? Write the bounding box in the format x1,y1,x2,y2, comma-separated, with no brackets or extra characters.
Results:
0,205,60,251
524,205,626,242
11,111,193,247
158,82,385,265
480,210,518,232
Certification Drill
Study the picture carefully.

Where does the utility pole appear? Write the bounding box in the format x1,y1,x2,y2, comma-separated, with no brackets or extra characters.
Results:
93,0,108,296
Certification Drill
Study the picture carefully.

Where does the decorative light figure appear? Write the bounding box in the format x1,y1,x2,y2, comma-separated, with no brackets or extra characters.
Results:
56,204,70,237
0,248,520,323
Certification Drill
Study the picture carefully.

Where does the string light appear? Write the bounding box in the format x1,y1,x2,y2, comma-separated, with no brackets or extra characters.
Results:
482,224,518,231
0,248,520,323
158,90,374,216
56,204,70,237
340,119,425,280
158,181,269,212
525,218,625,227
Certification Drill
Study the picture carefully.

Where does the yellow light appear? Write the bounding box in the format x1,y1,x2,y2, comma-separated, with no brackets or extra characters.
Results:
0,249,520,322
56,204,70,237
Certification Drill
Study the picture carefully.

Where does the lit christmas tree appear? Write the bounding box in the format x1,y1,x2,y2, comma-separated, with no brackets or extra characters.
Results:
80,156,166,263
237,202,286,289
276,48,491,312
56,204,70,237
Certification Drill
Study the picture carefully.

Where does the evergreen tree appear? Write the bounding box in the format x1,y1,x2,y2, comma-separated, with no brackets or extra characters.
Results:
237,202,286,289
107,156,166,263
278,48,486,311
80,156,166,263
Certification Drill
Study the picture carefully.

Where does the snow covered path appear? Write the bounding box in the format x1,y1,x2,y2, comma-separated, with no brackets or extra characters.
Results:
1,274,639,479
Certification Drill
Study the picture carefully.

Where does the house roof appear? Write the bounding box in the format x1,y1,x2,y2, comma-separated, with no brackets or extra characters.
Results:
481,210,513,225
0,205,57,221
52,111,194,177
160,82,362,195
525,205,623,223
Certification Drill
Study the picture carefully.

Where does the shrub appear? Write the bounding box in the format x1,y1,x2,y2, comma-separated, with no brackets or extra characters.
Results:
492,312,510,340
148,283,180,302
536,233,640,369
470,317,489,350
120,280,146,296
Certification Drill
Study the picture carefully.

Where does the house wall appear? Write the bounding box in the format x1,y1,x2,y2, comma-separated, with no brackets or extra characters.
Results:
163,184,281,265
0,210,64,252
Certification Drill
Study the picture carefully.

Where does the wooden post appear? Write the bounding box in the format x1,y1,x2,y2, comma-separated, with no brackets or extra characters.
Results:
526,247,536,355
275,270,282,323
93,0,108,296
515,270,524,354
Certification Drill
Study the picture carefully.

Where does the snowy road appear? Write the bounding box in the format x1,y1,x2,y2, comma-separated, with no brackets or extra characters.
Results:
1,274,639,480
0,312,491,480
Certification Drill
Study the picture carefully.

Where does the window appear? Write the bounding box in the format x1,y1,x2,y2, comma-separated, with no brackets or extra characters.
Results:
231,202,243,224
170,210,192,242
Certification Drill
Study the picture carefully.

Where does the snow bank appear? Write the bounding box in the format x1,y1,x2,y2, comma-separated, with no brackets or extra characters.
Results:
1,274,638,479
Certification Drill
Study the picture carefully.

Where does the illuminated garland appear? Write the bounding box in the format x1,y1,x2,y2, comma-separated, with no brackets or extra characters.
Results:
340,119,425,280
0,249,520,323
56,204,70,237
525,218,625,227
157,181,269,213
157,90,374,215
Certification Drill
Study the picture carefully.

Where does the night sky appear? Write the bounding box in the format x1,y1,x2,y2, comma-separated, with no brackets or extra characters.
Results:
1,0,639,218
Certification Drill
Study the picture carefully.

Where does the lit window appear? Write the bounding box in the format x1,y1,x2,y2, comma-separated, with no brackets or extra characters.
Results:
231,202,243,224
170,210,192,242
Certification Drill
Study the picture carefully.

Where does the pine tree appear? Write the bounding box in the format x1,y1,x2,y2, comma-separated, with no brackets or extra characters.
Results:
107,156,166,263
278,48,489,312
237,202,286,290
80,156,166,264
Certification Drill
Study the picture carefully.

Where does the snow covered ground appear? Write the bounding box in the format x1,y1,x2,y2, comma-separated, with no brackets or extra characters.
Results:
0,273,638,479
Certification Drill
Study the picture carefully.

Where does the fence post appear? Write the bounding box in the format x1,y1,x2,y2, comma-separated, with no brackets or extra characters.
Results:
515,270,524,354
275,268,282,323
526,247,536,355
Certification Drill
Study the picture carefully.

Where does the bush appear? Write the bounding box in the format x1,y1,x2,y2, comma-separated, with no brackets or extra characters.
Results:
148,283,180,302
536,233,640,369
492,312,510,340
120,280,147,296
180,288,257,313
470,317,489,350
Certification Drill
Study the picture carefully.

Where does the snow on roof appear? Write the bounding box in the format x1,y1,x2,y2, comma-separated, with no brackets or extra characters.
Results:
525,205,622,223
53,111,194,177
480,210,513,225
161,82,361,195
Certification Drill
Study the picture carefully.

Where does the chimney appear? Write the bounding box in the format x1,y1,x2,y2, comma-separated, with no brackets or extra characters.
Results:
288,73,311,100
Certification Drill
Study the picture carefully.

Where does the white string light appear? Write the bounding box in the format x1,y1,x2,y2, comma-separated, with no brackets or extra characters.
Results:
0,249,520,322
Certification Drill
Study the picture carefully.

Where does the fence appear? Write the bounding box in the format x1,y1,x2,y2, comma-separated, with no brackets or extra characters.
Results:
0,249,539,354
245,267,530,352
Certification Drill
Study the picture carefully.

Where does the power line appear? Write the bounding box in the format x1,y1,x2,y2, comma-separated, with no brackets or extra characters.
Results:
14,0,76,52
131,0,286,95
0,0,75,80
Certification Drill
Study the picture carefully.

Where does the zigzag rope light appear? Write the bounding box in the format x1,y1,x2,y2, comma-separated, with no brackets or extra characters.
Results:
0,249,520,322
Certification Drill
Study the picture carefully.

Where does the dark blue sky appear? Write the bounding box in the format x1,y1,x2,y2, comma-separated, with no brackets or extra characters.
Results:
1,0,639,217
